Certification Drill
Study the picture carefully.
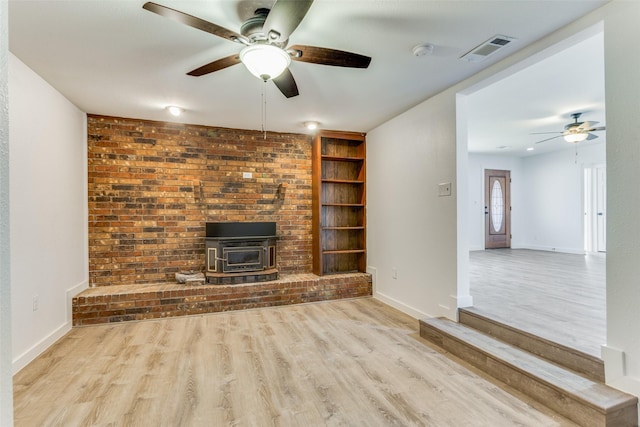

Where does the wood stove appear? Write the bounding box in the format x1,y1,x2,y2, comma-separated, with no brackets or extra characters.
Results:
205,222,278,284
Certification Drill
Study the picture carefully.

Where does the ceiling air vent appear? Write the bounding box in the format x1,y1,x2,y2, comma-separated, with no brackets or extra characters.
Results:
460,35,516,62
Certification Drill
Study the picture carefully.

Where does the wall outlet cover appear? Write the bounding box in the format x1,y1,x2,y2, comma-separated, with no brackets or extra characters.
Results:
438,182,452,197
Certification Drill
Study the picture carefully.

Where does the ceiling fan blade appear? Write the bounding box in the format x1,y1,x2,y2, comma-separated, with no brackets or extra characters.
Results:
289,45,372,68
187,54,241,76
530,131,562,135
262,0,314,44
534,135,562,144
580,120,599,129
272,68,299,98
143,2,247,44
586,126,606,132
586,133,599,141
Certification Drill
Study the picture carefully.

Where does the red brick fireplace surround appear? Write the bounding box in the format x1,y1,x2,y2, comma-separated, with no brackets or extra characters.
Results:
79,115,371,325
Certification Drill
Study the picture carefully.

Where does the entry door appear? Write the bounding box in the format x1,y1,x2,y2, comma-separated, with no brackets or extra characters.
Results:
485,169,511,249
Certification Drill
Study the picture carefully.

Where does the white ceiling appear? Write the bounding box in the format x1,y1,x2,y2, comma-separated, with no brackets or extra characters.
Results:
467,30,605,157
9,0,607,136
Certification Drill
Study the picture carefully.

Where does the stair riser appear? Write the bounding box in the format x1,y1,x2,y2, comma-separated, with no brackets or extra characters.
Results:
420,321,638,427
459,309,605,383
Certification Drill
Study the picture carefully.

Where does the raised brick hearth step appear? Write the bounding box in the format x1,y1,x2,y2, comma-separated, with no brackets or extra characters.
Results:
73,273,372,326
420,317,638,427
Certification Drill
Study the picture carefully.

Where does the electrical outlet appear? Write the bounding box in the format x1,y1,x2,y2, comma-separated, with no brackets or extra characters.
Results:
392,268,398,279
32,295,38,311
438,182,451,197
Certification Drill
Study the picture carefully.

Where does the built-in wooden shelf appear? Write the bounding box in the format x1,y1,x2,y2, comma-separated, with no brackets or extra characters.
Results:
322,226,365,230
322,179,365,184
323,249,366,255
312,130,366,276
321,155,364,162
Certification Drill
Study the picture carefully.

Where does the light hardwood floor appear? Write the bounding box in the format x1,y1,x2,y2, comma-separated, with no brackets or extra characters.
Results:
14,298,578,426
469,249,606,358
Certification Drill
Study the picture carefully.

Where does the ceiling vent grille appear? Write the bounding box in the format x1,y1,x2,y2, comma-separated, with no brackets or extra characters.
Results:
460,35,516,62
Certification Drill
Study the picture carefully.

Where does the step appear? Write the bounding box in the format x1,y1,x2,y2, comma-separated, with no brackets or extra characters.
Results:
459,307,605,383
420,317,638,427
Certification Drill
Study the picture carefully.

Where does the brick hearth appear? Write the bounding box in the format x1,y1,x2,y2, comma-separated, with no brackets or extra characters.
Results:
73,273,372,326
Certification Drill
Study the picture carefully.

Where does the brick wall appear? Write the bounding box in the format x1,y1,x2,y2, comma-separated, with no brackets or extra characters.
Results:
88,115,313,286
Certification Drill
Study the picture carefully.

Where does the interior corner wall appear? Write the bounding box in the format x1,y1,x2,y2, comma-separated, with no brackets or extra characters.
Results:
9,53,88,373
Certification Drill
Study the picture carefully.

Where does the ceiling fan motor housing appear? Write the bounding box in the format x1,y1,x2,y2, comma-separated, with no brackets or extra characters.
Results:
241,8,270,43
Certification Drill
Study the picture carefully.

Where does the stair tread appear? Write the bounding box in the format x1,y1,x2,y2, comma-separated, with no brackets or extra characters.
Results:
459,307,605,383
422,317,636,411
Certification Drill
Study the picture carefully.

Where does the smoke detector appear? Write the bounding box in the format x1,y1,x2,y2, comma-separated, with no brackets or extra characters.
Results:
412,43,434,57
460,35,516,62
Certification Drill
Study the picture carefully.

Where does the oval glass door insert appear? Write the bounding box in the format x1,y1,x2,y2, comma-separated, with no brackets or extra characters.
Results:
491,180,504,232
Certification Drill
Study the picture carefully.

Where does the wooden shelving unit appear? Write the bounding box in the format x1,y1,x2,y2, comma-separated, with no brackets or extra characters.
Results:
312,130,366,275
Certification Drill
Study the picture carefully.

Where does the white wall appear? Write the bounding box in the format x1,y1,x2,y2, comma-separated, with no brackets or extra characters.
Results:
0,1,13,423
468,144,605,253
467,154,524,250
367,89,458,319
9,53,88,373
602,0,640,397
520,143,605,253
368,0,640,400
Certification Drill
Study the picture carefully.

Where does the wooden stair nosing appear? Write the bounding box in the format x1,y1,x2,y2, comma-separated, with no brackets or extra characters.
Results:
420,317,637,423
458,307,605,383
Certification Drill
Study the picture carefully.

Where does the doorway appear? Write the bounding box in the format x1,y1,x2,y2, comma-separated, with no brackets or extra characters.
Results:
456,26,606,359
584,165,606,253
484,169,511,249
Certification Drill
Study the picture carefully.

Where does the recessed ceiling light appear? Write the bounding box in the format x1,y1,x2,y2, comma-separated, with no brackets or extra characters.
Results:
304,121,319,130
166,106,183,117
527,147,535,151
497,145,511,150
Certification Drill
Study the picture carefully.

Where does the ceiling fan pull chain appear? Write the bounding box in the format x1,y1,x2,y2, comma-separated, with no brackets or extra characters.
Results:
262,79,268,139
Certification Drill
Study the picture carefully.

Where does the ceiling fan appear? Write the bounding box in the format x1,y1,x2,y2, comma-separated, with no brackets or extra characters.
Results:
142,1,372,98
532,112,606,144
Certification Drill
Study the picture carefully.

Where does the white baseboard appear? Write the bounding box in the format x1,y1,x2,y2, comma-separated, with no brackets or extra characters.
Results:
520,244,585,255
601,345,640,399
374,291,433,320
13,279,87,375
13,321,70,374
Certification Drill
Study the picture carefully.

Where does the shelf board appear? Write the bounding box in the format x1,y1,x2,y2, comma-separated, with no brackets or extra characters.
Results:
322,203,365,207
321,155,364,162
322,249,366,255
322,226,365,230
321,179,365,184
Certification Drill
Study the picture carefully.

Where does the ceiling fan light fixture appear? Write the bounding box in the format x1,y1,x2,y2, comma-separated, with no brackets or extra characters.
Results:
239,44,291,81
564,133,588,143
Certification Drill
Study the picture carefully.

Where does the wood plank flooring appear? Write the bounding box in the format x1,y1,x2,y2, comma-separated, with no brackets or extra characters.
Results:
469,249,605,357
14,298,578,426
